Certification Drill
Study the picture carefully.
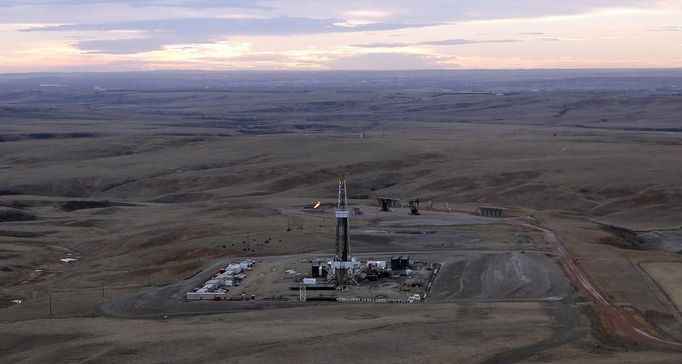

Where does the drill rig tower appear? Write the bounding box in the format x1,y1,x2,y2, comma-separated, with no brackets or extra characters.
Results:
331,175,356,289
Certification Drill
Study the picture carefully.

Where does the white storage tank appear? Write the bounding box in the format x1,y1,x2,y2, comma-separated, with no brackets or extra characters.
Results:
367,260,387,270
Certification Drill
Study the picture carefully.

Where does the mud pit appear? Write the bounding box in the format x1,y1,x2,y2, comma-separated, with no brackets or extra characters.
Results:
429,252,572,303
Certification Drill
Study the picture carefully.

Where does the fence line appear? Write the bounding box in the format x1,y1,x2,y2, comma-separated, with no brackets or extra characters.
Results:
336,297,411,304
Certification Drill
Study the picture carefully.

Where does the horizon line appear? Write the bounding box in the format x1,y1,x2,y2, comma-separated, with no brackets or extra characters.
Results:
2,67,682,76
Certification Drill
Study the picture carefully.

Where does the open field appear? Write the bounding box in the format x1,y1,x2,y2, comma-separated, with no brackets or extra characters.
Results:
641,263,682,314
1,71,682,362
0,303,585,363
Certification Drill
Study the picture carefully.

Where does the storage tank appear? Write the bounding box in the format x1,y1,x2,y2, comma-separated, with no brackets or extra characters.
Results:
311,265,322,277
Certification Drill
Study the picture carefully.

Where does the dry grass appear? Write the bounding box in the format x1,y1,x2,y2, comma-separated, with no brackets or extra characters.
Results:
2,88,682,362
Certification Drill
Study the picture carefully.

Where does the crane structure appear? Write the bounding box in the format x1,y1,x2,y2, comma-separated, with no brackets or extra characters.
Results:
330,174,357,289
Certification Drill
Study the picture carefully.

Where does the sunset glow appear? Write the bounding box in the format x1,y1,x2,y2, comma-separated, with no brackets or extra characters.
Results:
0,1,680,72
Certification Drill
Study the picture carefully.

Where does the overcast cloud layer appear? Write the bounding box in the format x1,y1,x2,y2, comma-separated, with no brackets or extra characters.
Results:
0,0,680,71
0,0,269,8
21,17,438,53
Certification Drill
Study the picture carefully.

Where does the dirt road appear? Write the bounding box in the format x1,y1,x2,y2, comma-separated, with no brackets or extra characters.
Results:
514,220,682,351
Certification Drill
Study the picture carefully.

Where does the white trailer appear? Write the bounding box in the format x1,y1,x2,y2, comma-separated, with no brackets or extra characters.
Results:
186,291,228,300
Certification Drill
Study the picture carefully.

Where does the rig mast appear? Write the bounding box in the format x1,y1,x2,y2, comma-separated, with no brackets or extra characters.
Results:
332,174,355,289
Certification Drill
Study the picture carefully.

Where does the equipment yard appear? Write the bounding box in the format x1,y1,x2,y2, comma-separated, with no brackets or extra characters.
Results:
97,200,572,316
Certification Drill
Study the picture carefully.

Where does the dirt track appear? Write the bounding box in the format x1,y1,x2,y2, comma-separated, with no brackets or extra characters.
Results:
516,220,682,351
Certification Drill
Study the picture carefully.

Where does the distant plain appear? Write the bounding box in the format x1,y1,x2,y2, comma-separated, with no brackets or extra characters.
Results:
1,70,682,363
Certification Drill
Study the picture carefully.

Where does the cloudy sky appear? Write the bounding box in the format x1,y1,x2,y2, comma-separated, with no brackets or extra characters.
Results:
0,0,680,72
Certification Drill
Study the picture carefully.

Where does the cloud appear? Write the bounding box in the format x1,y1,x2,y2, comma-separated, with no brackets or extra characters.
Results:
352,38,520,49
351,42,411,48
208,53,292,62
1,0,679,71
419,38,519,46
23,17,436,34
195,53,325,69
267,0,668,24
0,0,269,9
75,37,180,54
646,26,680,31
22,17,439,54
326,52,453,70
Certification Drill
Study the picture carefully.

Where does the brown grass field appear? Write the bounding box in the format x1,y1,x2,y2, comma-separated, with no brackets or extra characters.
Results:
1,72,682,363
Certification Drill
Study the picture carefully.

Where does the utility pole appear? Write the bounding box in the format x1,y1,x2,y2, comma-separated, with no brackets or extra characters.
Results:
101,279,104,298
49,293,53,318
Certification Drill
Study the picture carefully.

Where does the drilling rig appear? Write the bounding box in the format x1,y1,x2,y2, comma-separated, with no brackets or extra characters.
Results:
330,174,357,289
